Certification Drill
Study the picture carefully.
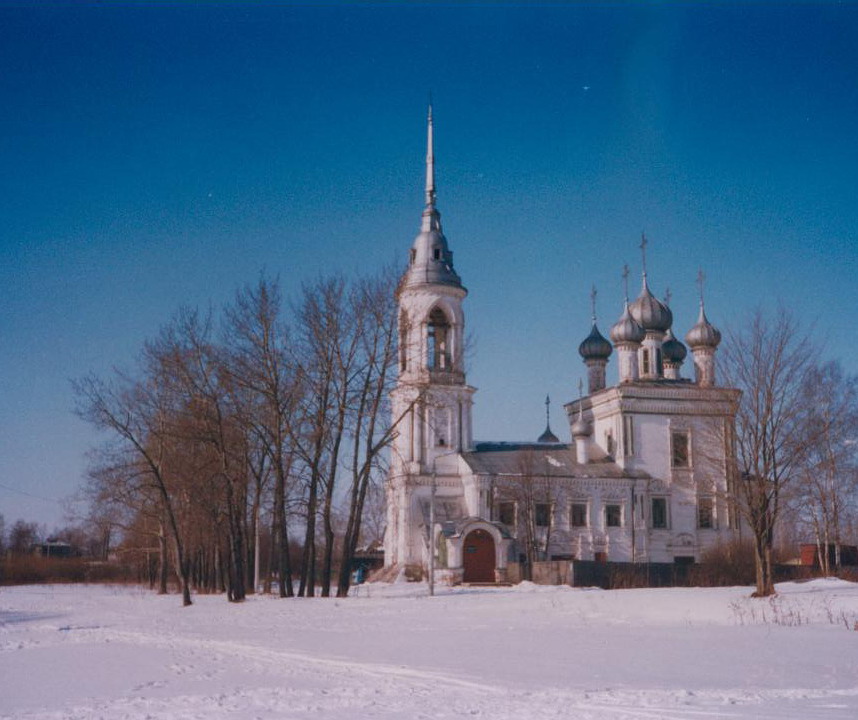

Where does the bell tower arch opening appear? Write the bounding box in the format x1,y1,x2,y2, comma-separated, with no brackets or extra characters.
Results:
427,306,451,371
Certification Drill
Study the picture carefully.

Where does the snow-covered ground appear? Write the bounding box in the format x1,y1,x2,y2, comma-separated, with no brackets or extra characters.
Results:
1,579,857,719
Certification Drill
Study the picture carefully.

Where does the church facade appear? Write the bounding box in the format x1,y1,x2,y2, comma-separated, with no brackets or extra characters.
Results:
383,109,741,584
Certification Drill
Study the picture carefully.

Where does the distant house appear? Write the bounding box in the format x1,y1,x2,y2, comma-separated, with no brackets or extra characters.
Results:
351,541,385,578
32,540,74,559
800,544,858,568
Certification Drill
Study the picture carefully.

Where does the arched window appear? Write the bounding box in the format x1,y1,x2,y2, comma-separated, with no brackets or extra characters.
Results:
427,307,451,370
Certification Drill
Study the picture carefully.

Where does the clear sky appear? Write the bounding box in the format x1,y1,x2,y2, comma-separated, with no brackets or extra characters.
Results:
2,2,857,530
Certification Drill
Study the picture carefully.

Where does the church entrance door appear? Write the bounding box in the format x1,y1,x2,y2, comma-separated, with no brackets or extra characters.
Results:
463,529,495,583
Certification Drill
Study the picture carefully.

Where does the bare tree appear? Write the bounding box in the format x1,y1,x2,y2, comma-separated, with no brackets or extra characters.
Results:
497,450,558,580
223,276,301,598
154,309,251,602
793,362,858,574
291,276,361,597
73,268,410,602
74,371,195,605
720,308,815,597
335,271,405,597
8,519,41,554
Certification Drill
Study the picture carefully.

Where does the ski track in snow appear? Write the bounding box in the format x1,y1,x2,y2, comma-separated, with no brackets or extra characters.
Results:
2,581,858,719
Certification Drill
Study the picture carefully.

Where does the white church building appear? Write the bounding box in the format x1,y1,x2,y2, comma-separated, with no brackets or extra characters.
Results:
384,109,741,584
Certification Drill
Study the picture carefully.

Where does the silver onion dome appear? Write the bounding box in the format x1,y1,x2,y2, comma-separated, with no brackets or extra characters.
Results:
571,415,592,438
685,304,722,349
629,280,673,333
578,323,613,361
610,302,646,345
662,327,688,363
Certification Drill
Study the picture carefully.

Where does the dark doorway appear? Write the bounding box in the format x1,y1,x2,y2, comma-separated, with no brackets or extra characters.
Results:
463,529,495,583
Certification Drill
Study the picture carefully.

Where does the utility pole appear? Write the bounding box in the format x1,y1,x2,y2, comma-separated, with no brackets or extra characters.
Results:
429,469,436,597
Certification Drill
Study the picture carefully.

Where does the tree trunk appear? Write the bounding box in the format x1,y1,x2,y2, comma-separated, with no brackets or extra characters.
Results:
252,508,260,593
158,522,168,595
272,461,294,597
751,530,775,597
320,476,336,597
300,475,318,597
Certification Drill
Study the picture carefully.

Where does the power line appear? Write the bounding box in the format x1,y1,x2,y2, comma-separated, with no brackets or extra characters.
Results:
0,481,61,504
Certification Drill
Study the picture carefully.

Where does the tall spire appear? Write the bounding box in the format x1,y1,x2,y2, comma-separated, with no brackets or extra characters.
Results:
537,394,560,444
420,102,442,235
425,102,436,210
402,104,461,290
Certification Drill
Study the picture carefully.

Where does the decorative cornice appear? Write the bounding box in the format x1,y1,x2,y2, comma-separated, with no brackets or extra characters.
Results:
566,384,739,418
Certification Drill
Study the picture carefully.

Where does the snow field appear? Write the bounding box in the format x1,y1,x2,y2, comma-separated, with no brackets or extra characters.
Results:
1,579,857,719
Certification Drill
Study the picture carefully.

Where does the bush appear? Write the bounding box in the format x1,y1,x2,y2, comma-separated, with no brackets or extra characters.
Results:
0,556,133,585
692,539,758,586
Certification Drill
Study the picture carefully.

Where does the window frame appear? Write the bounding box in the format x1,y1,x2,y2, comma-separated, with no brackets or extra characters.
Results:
671,431,691,468
698,496,715,529
497,501,516,527
570,501,588,528
623,415,635,458
534,502,552,528
605,503,623,528
650,497,668,529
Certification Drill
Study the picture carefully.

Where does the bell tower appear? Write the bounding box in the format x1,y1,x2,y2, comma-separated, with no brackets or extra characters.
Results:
386,106,476,567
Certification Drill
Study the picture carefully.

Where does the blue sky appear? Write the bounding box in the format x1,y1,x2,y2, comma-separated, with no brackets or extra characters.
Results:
2,2,857,529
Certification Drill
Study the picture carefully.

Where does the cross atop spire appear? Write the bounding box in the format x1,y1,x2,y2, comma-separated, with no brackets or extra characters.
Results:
590,285,598,323
545,394,551,424
697,268,706,307
622,264,630,301
664,287,672,306
425,102,436,210
640,231,648,278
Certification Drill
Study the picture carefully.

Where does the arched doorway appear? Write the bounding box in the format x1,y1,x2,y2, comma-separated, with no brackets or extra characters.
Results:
463,529,495,583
